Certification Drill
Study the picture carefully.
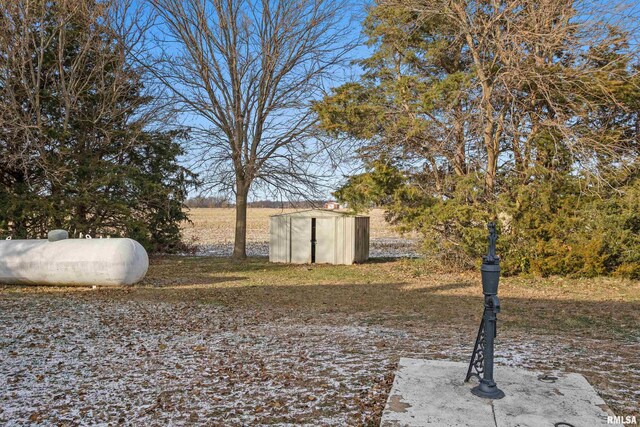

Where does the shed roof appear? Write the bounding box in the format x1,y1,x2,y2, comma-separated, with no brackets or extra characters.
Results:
270,209,366,218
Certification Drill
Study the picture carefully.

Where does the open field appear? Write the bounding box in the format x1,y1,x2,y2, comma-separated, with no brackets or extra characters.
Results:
181,208,420,258
181,208,410,243
1,258,639,425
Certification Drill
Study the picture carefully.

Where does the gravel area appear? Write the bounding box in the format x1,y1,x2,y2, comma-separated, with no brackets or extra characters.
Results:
190,238,421,259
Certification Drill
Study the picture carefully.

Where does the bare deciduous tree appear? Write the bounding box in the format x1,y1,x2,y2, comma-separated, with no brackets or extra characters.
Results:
147,0,357,258
386,0,640,193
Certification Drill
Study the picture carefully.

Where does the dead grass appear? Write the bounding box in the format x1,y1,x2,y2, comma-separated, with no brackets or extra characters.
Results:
2,257,638,425
138,257,640,338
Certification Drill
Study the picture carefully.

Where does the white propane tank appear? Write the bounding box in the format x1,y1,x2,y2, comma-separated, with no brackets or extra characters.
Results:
0,231,148,286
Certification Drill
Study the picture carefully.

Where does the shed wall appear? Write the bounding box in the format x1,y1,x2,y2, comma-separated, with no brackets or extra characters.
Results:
269,216,290,263
343,216,355,264
269,212,369,265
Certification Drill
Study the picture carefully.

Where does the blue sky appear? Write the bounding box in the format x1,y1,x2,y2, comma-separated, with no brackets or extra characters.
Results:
152,0,640,202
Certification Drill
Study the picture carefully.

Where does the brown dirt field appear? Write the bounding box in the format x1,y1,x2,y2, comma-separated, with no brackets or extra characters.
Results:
181,208,416,246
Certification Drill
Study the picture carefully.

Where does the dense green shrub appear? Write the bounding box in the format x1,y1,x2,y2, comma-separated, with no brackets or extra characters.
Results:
337,163,640,278
495,172,640,278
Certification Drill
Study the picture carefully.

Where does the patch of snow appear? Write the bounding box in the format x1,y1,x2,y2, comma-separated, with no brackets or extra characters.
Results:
183,238,421,259
1,295,637,425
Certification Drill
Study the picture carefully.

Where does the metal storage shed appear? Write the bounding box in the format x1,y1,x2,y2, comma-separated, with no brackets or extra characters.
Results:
269,209,369,265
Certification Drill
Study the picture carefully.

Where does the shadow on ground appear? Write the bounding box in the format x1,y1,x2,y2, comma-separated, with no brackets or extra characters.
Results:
1,258,638,423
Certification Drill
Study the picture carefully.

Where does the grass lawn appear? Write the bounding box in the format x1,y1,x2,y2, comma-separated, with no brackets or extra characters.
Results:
1,256,638,425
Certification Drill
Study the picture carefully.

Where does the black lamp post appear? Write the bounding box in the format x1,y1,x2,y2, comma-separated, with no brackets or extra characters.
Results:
465,222,505,399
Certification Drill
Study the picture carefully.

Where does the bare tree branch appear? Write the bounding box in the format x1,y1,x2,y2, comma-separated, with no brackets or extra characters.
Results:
145,0,359,257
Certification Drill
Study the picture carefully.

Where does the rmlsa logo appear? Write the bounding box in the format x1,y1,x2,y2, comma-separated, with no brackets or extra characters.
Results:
608,415,638,425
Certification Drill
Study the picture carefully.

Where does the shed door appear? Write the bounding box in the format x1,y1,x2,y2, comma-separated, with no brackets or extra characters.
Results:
315,217,336,264
290,217,312,263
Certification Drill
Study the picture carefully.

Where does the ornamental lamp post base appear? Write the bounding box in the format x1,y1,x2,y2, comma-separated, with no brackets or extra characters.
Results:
471,379,505,399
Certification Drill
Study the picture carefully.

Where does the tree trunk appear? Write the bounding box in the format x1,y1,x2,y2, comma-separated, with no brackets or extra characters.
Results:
233,183,249,259
485,142,496,194
453,110,466,176
483,107,503,196
482,107,497,194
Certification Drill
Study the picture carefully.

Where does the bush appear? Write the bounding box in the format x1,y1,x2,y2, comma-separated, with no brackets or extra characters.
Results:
336,163,640,278
497,172,640,278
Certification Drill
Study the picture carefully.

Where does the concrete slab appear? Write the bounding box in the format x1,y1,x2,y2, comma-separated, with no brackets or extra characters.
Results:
381,359,619,427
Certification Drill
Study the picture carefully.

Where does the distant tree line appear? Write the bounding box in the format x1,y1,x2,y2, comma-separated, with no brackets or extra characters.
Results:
246,200,330,209
185,196,234,209
185,197,331,209
315,0,640,277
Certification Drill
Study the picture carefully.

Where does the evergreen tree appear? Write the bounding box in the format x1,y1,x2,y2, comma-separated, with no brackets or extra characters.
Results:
315,0,640,276
0,0,195,251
